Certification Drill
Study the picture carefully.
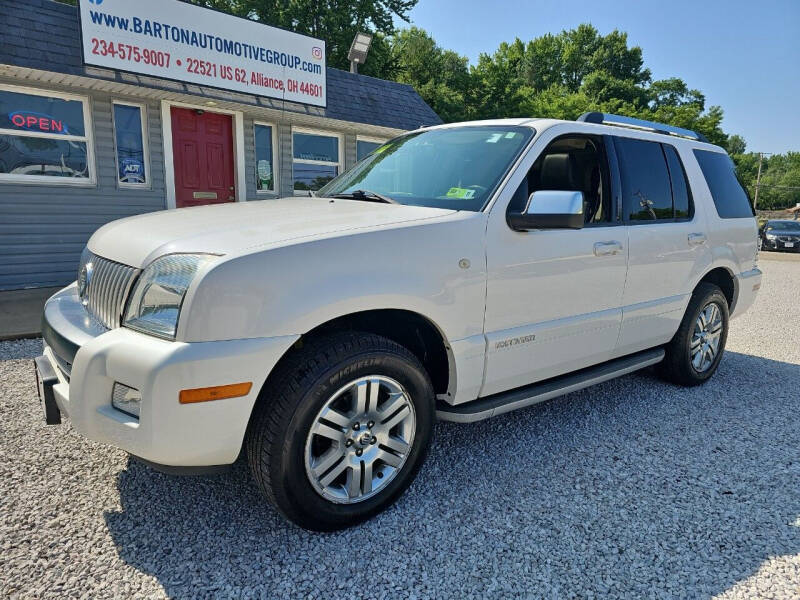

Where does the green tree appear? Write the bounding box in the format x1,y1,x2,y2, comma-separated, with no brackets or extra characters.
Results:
726,134,747,155
387,27,471,122
469,25,728,146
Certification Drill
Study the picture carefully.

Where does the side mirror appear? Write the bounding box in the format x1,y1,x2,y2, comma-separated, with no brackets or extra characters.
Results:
507,190,585,231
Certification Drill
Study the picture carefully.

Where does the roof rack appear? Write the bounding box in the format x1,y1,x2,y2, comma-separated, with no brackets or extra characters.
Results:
577,112,709,143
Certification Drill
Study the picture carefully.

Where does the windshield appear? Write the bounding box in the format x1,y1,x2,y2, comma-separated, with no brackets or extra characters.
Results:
767,221,800,231
318,125,534,211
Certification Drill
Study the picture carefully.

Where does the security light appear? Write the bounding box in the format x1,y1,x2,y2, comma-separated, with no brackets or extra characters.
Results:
348,32,373,73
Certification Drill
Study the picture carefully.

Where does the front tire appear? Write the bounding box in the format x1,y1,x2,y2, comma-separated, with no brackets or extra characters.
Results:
246,332,434,531
658,283,729,386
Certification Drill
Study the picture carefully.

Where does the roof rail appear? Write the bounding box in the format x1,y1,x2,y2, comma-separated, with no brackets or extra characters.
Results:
577,112,709,143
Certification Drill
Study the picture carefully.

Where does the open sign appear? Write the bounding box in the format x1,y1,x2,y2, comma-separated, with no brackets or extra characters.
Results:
8,111,69,135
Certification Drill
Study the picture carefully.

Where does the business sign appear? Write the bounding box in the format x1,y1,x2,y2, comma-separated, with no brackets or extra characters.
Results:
78,0,326,107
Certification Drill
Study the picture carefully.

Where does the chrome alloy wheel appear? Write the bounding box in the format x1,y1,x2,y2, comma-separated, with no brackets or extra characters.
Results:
304,375,416,504
691,301,723,373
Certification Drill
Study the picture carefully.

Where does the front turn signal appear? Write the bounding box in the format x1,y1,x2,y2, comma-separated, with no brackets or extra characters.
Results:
179,382,253,404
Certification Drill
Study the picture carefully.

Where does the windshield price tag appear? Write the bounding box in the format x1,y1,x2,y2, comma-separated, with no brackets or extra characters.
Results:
446,187,476,199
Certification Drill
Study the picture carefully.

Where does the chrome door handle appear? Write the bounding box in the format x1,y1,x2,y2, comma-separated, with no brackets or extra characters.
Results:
594,241,623,256
688,233,707,246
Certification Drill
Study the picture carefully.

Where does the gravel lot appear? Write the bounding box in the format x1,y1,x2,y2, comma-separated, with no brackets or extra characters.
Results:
1,258,798,599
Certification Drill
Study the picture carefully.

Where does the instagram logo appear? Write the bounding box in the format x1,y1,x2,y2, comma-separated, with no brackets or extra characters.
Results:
311,46,323,60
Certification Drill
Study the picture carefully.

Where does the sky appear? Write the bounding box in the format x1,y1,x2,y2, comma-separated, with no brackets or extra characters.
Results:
400,0,800,154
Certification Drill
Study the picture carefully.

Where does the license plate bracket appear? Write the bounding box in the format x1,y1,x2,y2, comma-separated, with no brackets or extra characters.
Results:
785,242,794,248
34,355,61,425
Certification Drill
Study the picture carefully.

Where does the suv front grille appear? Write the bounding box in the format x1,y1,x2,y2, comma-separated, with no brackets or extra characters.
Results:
78,251,139,329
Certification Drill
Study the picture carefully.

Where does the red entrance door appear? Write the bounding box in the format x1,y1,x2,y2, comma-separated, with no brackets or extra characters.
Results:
170,107,235,208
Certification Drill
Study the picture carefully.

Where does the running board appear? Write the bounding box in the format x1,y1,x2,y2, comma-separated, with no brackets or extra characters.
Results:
437,348,665,423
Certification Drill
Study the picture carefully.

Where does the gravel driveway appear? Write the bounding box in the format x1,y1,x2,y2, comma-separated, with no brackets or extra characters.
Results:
1,258,798,599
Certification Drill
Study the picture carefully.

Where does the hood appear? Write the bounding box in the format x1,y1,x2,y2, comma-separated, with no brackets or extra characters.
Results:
88,198,456,267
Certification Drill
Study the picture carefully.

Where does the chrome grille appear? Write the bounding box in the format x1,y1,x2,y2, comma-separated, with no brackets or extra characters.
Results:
78,251,139,329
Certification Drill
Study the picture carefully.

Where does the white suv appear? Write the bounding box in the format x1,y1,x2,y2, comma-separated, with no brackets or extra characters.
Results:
35,113,761,530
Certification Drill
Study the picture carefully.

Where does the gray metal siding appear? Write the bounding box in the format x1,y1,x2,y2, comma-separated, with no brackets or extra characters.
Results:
344,134,357,170
243,115,258,200
0,87,166,290
278,124,294,198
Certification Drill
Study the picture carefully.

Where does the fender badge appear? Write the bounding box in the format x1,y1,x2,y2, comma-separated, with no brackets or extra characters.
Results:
458,258,471,269
495,334,536,350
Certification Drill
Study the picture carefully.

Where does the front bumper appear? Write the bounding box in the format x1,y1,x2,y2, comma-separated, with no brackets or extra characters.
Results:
763,238,800,251
40,285,299,467
731,268,762,319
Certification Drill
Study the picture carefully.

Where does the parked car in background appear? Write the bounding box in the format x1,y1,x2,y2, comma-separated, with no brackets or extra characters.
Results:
35,113,761,531
759,219,800,252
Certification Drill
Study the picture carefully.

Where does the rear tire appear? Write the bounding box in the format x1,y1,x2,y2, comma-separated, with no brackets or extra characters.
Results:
658,283,729,386
246,332,434,531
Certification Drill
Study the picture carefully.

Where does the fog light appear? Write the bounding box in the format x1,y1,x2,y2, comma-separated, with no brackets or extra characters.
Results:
112,383,142,418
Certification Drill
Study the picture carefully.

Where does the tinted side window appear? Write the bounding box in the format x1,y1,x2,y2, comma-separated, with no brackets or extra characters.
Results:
615,137,673,221
663,145,692,219
506,135,612,224
693,150,754,218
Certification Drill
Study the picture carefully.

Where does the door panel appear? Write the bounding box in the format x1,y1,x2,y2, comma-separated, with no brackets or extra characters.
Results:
483,227,628,396
171,107,235,208
179,142,201,189
206,143,225,188
615,221,709,356
612,138,711,356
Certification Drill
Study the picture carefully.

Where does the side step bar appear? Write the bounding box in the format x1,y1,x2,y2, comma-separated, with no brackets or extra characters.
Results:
437,348,665,423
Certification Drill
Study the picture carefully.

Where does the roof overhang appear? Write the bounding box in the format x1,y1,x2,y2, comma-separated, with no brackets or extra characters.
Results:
0,64,408,138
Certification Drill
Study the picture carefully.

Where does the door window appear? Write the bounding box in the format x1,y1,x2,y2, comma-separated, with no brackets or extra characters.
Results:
508,135,613,224
614,137,674,221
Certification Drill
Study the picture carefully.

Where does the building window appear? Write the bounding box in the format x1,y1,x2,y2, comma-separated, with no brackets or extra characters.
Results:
113,102,148,187
254,123,275,193
292,129,341,193
0,85,94,184
356,137,385,161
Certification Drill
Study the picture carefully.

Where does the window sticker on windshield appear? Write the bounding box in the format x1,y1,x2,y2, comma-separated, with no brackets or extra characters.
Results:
446,187,476,199
505,132,518,139
486,133,503,143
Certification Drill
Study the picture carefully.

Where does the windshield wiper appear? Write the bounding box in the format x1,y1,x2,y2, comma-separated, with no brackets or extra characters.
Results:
332,189,397,204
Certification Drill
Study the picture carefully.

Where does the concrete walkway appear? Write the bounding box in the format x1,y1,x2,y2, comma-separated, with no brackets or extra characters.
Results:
0,287,60,341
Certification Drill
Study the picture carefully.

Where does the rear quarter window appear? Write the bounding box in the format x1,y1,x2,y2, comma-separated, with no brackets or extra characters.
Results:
693,149,754,219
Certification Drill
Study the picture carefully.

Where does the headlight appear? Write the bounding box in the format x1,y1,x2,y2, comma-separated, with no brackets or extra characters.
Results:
766,233,777,239
123,253,216,339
